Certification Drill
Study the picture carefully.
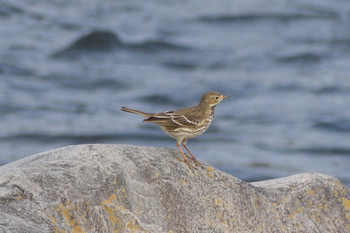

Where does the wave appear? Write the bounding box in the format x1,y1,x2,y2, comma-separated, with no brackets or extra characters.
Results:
137,94,179,106
257,143,350,156
313,86,350,94
275,52,327,63
0,104,26,114
270,83,350,95
52,30,191,58
0,2,23,18
134,40,190,52
43,73,128,90
52,31,122,58
197,11,337,23
295,147,350,155
0,63,34,76
269,83,304,92
313,120,350,133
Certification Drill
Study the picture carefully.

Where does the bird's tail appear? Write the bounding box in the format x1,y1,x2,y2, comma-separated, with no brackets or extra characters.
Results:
120,107,153,117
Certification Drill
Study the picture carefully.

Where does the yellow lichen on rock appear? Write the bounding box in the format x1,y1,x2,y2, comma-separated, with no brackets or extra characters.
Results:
179,178,188,186
343,198,350,211
298,207,303,214
56,203,73,226
307,190,314,196
101,190,147,232
103,205,118,224
216,199,222,206
127,220,143,232
323,204,328,211
217,211,223,220
102,194,117,205
207,166,215,178
54,201,85,233
334,190,338,197
72,226,84,233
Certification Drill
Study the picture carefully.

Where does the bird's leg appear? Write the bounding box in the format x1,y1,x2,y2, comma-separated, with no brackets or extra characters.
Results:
176,142,196,169
182,141,203,168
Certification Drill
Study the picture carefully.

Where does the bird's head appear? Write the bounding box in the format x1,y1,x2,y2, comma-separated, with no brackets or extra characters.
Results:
200,91,229,107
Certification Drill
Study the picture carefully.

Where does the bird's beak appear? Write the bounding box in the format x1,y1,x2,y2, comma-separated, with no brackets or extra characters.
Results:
223,95,230,99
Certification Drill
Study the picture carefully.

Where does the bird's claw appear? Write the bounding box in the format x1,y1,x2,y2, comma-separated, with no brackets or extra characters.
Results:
184,154,203,168
177,158,198,170
191,157,203,168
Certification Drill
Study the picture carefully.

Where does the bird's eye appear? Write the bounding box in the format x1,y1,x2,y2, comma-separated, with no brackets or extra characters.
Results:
215,96,219,100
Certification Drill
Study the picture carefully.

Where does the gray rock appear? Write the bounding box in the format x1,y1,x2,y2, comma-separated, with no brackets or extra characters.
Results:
0,144,349,233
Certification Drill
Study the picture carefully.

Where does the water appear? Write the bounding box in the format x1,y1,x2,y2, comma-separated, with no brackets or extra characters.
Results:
1,0,349,186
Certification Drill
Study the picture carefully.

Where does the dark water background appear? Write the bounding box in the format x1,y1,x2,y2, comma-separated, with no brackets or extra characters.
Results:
1,0,349,186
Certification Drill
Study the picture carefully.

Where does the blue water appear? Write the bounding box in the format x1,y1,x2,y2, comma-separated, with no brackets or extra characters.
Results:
1,0,349,186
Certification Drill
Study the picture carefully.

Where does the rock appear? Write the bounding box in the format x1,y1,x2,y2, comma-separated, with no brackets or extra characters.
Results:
0,144,349,233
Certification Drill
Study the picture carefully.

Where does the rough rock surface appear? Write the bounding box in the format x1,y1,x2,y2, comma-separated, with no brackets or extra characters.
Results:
0,144,349,233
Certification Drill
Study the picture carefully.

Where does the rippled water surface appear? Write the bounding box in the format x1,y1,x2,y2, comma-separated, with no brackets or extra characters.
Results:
1,0,350,186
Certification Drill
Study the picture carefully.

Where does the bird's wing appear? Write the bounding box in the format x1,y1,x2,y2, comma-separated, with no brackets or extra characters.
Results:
145,111,198,127
171,113,199,127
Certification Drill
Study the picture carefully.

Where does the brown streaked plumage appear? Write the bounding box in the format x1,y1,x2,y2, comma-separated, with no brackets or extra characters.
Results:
121,91,229,169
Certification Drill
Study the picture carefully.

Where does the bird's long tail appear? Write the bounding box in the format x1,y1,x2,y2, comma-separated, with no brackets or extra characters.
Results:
120,107,153,117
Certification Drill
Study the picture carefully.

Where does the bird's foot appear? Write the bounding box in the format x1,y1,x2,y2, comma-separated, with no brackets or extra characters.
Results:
191,156,203,168
185,153,193,161
177,158,197,170
184,154,203,168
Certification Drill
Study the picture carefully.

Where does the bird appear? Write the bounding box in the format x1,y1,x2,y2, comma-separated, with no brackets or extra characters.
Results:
120,91,229,169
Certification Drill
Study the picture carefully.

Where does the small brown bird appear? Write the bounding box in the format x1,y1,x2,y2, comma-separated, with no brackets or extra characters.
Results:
121,91,229,169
